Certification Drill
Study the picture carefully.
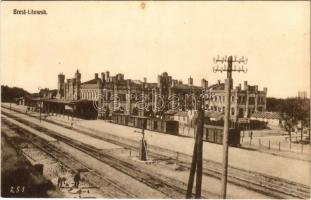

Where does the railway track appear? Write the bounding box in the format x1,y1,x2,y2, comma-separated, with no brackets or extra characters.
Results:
2,106,310,199
2,118,138,198
1,111,210,198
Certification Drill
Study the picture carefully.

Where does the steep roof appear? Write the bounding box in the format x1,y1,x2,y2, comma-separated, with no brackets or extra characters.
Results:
82,78,99,85
208,83,225,90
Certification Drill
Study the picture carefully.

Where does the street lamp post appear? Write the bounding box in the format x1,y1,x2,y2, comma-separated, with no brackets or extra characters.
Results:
140,118,147,161
134,118,148,161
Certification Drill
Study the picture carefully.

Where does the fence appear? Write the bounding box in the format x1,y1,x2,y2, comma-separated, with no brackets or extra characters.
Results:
240,134,310,154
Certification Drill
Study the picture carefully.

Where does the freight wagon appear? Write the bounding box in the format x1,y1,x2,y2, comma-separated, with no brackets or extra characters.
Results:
203,125,240,147
111,113,240,146
111,113,179,135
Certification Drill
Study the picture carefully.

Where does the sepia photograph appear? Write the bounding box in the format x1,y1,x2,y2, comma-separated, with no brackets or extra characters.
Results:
0,1,310,199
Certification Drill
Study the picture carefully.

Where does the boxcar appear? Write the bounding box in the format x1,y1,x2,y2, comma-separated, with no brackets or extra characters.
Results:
131,116,148,129
203,125,240,147
112,113,179,135
111,113,129,126
165,120,179,134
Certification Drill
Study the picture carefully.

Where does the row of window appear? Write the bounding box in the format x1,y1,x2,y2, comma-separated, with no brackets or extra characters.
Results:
209,95,265,105
81,91,97,100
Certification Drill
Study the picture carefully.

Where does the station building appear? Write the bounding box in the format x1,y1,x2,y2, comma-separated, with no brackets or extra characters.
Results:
55,70,267,122
205,80,267,121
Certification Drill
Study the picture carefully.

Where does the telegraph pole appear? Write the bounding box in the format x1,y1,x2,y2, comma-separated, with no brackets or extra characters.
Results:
186,99,204,198
213,55,247,198
39,101,42,123
195,100,204,198
186,139,197,198
38,87,42,123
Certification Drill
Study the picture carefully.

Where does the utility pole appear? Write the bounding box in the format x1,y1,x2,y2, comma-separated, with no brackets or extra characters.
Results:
186,139,197,198
38,87,42,123
213,55,247,198
195,100,204,198
39,100,42,123
300,120,303,143
186,99,204,198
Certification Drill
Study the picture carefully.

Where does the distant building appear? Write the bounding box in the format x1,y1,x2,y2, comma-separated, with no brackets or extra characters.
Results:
204,81,267,121
250,112,282,126
298,91,307,99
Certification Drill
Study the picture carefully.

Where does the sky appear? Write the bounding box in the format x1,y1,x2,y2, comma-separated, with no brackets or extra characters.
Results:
1,1,310,98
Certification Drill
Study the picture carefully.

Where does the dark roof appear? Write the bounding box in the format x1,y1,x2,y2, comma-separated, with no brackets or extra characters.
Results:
204,111,224,119
43,99,92,105
208,83,225,90
164,110,177,115
172,84,202,90
251,112,282,119
146,83,158,88
165,110,188,117
82,78,99,85
43,99,78,104
174,112,188,117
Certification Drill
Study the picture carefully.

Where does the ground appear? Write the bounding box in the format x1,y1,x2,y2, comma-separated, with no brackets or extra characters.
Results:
1,135,59,197
2,103,310,198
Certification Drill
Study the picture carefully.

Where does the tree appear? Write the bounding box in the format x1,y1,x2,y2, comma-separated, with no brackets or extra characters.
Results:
1,85,30,102
284,117,294,141
267,97,310,128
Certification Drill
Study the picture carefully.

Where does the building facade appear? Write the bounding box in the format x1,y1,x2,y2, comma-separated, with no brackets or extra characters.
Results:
56,70,267,120
205,80,267,121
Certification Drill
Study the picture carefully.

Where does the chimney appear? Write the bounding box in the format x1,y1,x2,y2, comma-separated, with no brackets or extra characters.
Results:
116,74,121,81
218,80,221,85
106,71,110,81
143,77,147,83
264,87,268,94
101,72,105,82
188,77,193,86
236,84,241,90
201,79,208,89
127,79,131,88
172,79,178,87
157,75,161,87
116,73,124,81
255,85,258,91
97,77,101,86
178,80,183,85
244,81,248,90
95,73,98,79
